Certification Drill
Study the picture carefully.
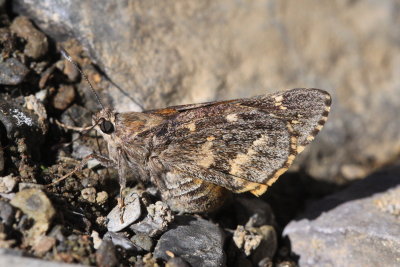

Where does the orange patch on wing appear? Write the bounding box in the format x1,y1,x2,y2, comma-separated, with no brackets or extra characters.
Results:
152,108,179,116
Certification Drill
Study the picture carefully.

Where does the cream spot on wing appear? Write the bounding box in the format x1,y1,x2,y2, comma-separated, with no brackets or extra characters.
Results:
198,138,215,168
279,105,287,110
316,124,323,131
287,154,296,165
229,149,256,176
274,95,284,102
297,145,305,153
291,120,300,124
325,106,331,112
229,135,269,175
226,113,238,122
185,122,196,132
253,134,269,146
207,136,216,141
306,135,315,141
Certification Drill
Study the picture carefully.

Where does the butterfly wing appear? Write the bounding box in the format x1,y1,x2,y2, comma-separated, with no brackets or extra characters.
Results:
149,88,331,196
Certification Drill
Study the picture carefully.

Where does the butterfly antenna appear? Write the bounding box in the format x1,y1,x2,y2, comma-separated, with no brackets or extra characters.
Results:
59,47,105,109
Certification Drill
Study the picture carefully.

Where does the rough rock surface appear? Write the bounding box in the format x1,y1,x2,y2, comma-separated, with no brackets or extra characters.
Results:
154,216,226,267
12,0,400,183
284,166,400,267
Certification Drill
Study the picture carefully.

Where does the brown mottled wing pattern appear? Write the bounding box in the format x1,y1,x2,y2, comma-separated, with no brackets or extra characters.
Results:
150,88,331,195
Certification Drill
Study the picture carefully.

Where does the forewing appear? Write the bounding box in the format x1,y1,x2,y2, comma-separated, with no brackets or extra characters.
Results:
151,88,331,194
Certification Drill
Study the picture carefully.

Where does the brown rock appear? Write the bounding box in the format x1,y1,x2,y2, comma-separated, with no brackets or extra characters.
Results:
10,16,48,59
51,85,76,110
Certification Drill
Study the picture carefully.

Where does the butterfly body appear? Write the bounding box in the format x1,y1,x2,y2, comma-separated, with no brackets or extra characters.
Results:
93,88,331,213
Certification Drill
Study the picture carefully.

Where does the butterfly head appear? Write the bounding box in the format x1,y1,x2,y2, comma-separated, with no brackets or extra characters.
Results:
93,108,117,135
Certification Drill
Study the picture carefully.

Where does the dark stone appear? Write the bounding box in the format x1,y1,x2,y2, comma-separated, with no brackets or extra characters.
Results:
103,231,138,251
0,58,29,85
0,200,15,226
284,166,400,266
234,197,276,227
0,98,46,163
95,240,118,267
154,216,226,267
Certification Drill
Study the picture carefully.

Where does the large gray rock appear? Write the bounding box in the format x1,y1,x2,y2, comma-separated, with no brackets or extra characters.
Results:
12,0,400,183
154,216,226,267
283,166,400,267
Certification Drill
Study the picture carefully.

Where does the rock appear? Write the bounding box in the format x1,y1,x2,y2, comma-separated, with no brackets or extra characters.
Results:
91,230,102,249
24,94,48,134
81,187,96,203
233,225,262,256
107,191,141,232
51,85,76,110
0,58,29,85
10,16,48,59
235,197,276,227
96,191,108,204
130,201,173,237
10,188,55,238
0,175,17,193
250,225,277,265
63,59,80,82
13,0,400,182
103,231,138,251
0,98,46,163
233,224,277,262
130,233,153,252
0,200,15,226
33,236,56,256
154,216,226,267
95,240,118,267
284,166,400,267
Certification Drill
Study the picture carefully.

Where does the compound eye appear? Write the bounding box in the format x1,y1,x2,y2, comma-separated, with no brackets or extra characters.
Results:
100,120,114,134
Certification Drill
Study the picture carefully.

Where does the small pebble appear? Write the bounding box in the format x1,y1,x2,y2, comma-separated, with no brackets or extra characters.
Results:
96,191,108,204
33,236,56,256
96,239,118,267
81,187,97,203
130,201,173,237
107,192,141,232
63,59,80,82
0,200,15,226
131,233,154,251
233,225,263,256
52,85,76,110
91,230,102,249
0,58,29,85
10,16,48,59
10,188,55,238
0,175,17,193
